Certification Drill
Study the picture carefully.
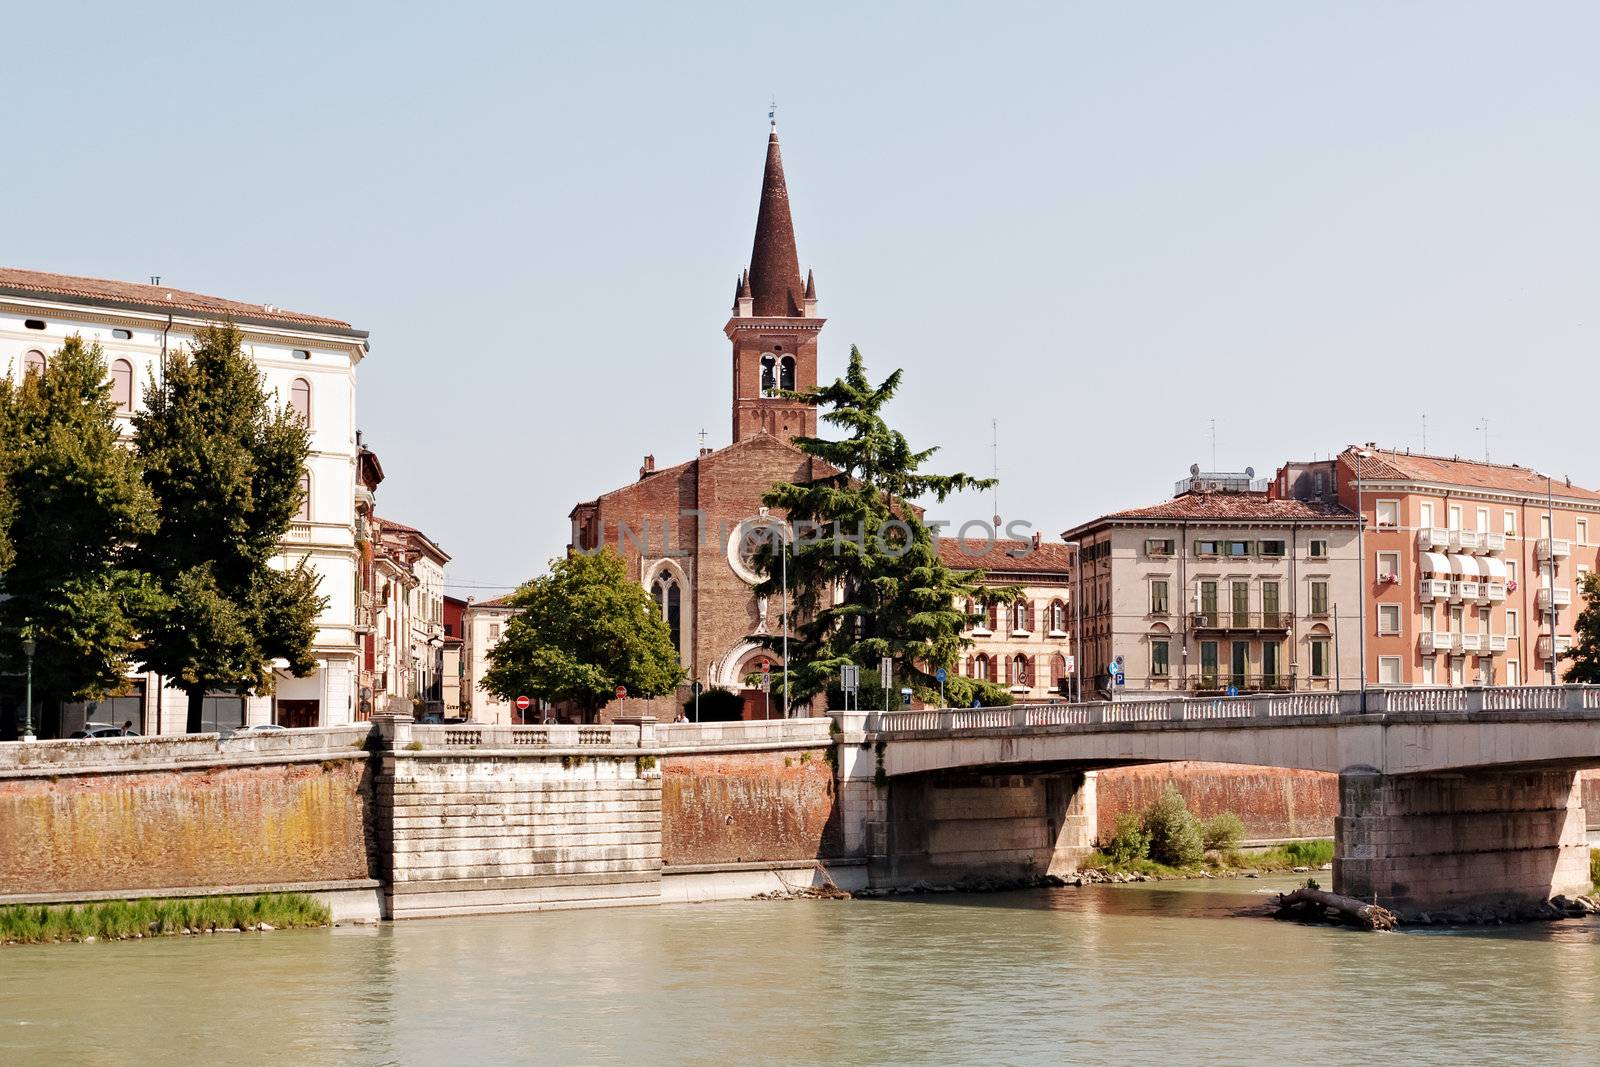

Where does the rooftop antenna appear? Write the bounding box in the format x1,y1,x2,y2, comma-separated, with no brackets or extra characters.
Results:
1478,417,1490,463
991,418,1001,528
149,275,160,285
1421,413,1427,453
1209,419,1217,471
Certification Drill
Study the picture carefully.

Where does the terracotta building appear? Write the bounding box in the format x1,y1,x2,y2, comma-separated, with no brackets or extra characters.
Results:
1273,446,1600,688
1063,470,1363,697
944,538,1077,701
566,126,830,720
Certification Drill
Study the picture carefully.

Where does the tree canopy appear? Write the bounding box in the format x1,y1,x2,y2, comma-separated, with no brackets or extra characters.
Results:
483,550,684,718
754,346,1015,708
1564,572,1600,684
0,336,161,703
132,323,324,731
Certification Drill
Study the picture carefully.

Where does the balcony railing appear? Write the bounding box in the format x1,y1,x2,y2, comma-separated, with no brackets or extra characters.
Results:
1535,586,1572,611
1486,634,1508,653
1537,635,1573,659
1190,611,1293,632
1184,673,1294,693
1420,631,1457,654
1417,527,1450,551
1459,633,1485,653
1536,538,1572,561
1480,581,1507,603
1450,580,1480,603
285,522,314,543
1419,578,1452,601
1481,532,1506,554
1452,530,1483,553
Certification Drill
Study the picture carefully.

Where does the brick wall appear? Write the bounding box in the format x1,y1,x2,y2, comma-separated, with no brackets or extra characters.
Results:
661,748,838,866
1096,762,1338,843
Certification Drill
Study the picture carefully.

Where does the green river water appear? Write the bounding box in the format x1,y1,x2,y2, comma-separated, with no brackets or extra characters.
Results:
2,874,1597,1065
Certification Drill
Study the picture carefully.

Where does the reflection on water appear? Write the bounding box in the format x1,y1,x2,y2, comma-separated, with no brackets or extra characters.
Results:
2,875,1597,1065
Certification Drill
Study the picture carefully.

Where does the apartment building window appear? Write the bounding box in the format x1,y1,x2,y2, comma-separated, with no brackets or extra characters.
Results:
1506,560,1518,587
1376,551,1400,582
1420,656,1436,686
289,378,311,423
1378,657,1402,685
1231,581,1249,626
488,623,501,642
1226,540,1251,558
1476,507,1489,532
1540,514,1551,538
1013,601,1030,632
1505,511,1517,537
1049,600,1067,632
1199,641,1219,685
1420,502,1435,528
1507,609,1519,637
1508,660,1520,685
1199,580,1218,617
975,653,991,682
1377,604,1401,635
1258,539,1286,558
1145,538,1175,556
1150,580,1169,615
1262,581,1281,626
1230,641,1248,683
295,472,311,522
1010,654,1030,687
1422,604,1435,631
1194,539,1220,557
1313,470,1327,495
1375,500,1399,528
1309,638,1329,679
1449,505,1462,531
1262,641,1281,687
1579,519,1589,545
1308,539,1328,559
1450,656,1464,686
1310,580,1329,616
1151,639,1170,679
110,358,134,413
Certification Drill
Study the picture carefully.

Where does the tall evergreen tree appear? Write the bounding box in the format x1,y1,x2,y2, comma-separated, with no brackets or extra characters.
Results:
1564,572,1600,684
483,550,684,719
755,346,1015,707
0,337,161,707
133,323,325,732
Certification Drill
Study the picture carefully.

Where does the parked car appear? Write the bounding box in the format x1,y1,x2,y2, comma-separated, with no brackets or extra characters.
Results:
228,723,288,738
69,722,141,739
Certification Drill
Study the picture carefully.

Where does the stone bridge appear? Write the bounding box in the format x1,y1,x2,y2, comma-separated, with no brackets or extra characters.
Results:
833,686,1600,914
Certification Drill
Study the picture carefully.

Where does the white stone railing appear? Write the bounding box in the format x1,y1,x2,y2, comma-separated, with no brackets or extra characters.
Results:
0,724,373,774
658,717,833,750
400,722,647,750
857,685,1600,735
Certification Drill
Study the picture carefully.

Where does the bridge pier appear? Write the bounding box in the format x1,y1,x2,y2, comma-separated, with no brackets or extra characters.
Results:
1335,767,1592,917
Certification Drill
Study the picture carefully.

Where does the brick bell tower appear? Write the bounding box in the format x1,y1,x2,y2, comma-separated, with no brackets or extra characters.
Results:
727,122,824,445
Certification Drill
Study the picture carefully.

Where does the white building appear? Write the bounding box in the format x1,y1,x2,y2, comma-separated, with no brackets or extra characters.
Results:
462,596,521,724
0,268,368,734
374,517,450,715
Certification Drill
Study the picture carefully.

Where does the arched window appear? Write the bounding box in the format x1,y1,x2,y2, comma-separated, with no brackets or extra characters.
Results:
110,358,134,413
1012,654,1030,687
289,378,311,423
975,653,991,683
1013,600,1029,632
1050,600,1066,632
779,354,796,391
652,571,681,653
1051,653,1068,689
759,354,777,396
296,471,312,521
23,349,45,376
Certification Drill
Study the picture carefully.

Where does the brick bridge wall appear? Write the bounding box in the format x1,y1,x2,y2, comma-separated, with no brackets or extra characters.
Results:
660,747,838,867
0,728,376,900
1096,763,1338,843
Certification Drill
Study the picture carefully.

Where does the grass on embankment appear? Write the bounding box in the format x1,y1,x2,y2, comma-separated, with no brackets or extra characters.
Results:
0,893,330,946
1592,848,1599,894
1082,839,1335,879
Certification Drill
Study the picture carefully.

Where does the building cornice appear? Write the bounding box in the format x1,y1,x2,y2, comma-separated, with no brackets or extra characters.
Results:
1352,478,1600,513
0,296,368,359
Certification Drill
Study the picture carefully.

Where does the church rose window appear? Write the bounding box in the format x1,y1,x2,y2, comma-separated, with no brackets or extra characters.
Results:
728,519,783,584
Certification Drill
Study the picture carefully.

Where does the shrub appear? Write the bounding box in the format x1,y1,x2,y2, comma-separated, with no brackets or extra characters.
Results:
1104,813,1151,866
686,687,745,722
941,677,1015,709
1282,839,1335,867
1201,812,1246,852
1590,848,1598,892
0,894,329,945
1143,786,1204,867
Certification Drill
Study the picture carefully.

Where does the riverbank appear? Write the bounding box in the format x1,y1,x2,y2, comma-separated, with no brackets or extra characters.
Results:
0,893,330,945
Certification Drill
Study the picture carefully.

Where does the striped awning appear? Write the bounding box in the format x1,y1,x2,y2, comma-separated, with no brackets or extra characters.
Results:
1420,551,1452,575
1480,556,1508,580
1449,554,1482,578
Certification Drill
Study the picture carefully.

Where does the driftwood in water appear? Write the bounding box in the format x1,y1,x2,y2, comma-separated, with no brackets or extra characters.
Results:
1274,887,1399,930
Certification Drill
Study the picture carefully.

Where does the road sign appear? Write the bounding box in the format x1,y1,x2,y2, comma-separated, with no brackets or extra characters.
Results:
1106,661,1120,678
935,667,947,684
759,658,770,672
879,656,893,690
841,665,859,692
1116,674,1126,687
1064,655,1076,675
614,685,627,700
515,695,530,712
1227,685,1239,697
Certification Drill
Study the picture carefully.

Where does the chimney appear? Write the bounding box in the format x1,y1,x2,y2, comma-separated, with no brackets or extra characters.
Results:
1031,531,1042,550
639,454,656,480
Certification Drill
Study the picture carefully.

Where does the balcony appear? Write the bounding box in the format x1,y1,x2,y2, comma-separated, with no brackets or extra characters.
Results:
1536,538,1572,561
1537,635,1573,659
1449,580,1480,603
1418,578,1452,601
1480,581,1507,603
1459,633,1485,653
285,522,314,543
1420,631,1457,654
1185,673,1293,694
1190,611,1293,632
1486,634,1508,654
1451,530,1483,553
1481,532,1506,554
1416,527,1449,550
1535,586,1572,611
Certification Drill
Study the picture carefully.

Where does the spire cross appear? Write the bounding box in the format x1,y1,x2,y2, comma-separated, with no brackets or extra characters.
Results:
768,97,776,129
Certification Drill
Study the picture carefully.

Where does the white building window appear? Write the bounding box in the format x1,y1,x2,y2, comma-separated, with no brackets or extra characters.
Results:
1378,656,1402,685
1507,660,1520,685
1376,551,1400,582
1504,510,1517,537
1507,610,1519,637
289,378,311,423
23,349,46,376
295,471,311,521
110,358,134,413
1375,499,1399,529
1579,519,1589,546
1377,604,1401,635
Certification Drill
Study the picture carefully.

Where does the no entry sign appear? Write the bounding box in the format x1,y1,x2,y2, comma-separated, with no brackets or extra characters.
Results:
515,695,530,712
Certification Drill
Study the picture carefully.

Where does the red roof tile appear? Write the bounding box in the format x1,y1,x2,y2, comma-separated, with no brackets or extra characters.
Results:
1341,446,1600,501
938,538,1073,573
1095,492,1358,523
0,267,359,333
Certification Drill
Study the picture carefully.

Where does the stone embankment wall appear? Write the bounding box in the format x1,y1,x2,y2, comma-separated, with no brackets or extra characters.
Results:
0,728,376,906
1096,763,1337,843
378,721,662,918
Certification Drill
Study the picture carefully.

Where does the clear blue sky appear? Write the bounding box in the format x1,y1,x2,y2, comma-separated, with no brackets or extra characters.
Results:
7,1,1597,596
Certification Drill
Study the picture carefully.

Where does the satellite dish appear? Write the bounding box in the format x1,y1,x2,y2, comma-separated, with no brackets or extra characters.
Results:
1245,466,1255,478
1190,463,1200,477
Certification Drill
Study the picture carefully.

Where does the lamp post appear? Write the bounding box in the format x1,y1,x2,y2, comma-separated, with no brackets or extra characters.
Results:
1063,540,1082,703
1354,451,1372,706
21,633,37,742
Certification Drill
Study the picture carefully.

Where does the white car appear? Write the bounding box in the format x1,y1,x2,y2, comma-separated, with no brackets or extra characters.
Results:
228,723,289,737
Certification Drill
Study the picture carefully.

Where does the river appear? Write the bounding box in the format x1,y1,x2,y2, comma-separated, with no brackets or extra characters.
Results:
3,874,1597,1065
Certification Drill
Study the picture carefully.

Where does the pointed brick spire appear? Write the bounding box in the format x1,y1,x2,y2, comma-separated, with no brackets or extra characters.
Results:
747,129,805,317
804,268,816,300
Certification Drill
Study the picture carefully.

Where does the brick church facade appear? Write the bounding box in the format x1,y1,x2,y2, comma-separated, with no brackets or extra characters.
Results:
568,127,831,720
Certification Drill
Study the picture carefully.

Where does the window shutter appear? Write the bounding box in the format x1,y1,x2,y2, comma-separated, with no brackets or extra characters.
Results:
965,656,974,677
1026,600,1036,631
988,603,998,630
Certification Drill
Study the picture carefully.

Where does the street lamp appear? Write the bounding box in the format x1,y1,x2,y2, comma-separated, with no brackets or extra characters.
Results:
1354,450,1372,706
1062,540,1083,703
20,633,37,742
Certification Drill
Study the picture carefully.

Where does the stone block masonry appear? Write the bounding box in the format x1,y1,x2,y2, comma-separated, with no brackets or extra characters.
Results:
377,721,663,918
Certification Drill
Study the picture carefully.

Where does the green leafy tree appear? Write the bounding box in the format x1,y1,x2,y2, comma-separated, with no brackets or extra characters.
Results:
0,336,162,708
754,346,1013,707
484,550,685,719
1564,572,1600,684
1143,786,1204,867
133,323,325,732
